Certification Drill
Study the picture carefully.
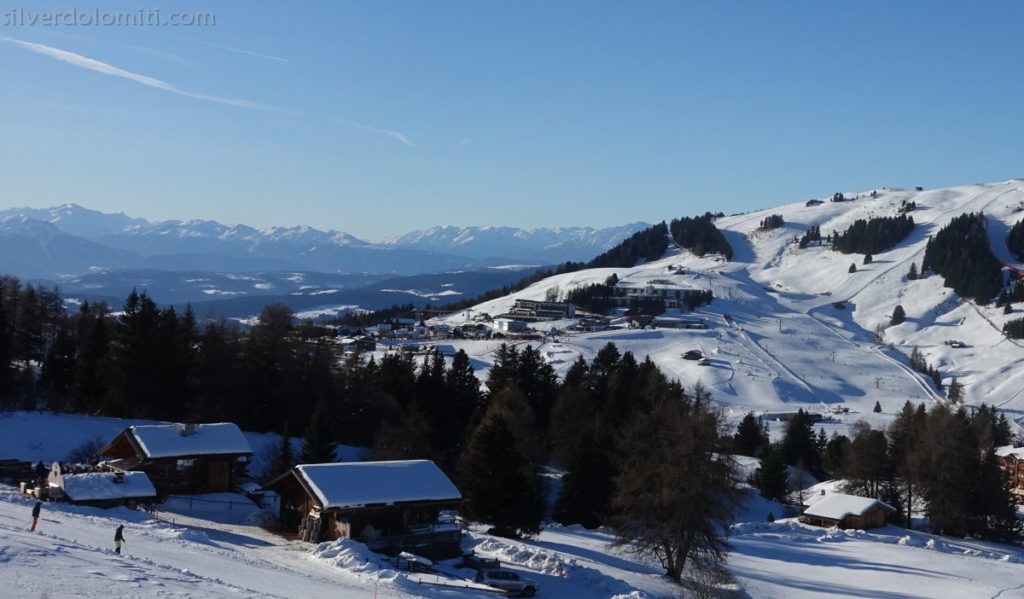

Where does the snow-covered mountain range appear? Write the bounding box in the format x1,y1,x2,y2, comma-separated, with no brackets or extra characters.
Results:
388,223,649,262
0,204,650,279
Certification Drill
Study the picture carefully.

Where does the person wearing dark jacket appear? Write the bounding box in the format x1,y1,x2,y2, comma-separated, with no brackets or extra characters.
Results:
30,501,41,532
114,525,125,555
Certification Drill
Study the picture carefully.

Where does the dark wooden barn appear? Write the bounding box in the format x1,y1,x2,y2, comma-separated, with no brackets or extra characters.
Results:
264,460,463,559
98,423,252,497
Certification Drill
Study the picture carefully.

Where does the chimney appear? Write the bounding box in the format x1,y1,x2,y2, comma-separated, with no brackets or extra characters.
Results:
179,423,197,437
113,472,124,485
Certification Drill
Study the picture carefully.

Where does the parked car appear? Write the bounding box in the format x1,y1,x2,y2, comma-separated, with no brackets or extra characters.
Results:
474,569,539,596
460,551,500,570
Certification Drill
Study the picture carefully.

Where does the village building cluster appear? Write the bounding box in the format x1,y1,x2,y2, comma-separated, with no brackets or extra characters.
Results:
5,421,466,558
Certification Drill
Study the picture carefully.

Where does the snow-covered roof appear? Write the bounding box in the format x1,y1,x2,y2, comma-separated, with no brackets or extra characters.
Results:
996,445,1024,460
803,493,895,520
294,460,461,510
61,472,156,502
129,423,252,459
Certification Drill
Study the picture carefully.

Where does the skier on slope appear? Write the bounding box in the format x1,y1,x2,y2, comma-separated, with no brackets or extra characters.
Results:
114,524,125,555
30,500,41,532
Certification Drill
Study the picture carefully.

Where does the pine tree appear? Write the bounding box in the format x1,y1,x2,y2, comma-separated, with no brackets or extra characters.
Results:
459,415,544,538
891,305,906,326
822,434,850,478
780,409,821,475
38,327,76,412
907,262,919,280
916,404,976,536
888,401,925,527
984,457,1024,543
756,444,789,502
0,287,17,409
909,346,925,371
947,377,964,403
849,263,857,273
842,422,891,499
873,400,882,413
733,412,769,457
864,253,873,265
552,429,614,529
300,400,338,464
269,425,295,480
72,305,110,414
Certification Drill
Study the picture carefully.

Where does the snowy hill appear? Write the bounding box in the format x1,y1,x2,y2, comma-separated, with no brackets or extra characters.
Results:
436,180,1024,421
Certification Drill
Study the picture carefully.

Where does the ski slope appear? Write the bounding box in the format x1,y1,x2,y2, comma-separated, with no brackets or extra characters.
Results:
434,180,1024,425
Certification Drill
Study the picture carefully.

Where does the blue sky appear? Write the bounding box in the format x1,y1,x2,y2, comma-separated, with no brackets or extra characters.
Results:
1,1,1022,239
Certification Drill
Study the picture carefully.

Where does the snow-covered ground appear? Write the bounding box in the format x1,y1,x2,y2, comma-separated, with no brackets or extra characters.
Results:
5,410,1024,597
6,480,1024,599
425,180,1024,435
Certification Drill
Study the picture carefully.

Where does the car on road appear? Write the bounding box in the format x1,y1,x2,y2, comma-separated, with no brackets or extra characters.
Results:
474,568,539,596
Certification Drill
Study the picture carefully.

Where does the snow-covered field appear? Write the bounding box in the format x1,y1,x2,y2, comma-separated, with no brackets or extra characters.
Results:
5,477,1024,598
5,411,1024,597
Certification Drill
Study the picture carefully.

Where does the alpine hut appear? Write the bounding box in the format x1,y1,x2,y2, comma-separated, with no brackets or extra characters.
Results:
264,460,463,558
98,423,252,497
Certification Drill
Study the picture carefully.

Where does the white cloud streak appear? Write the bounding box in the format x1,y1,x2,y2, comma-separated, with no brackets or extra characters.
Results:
2,37,294,114
335,119,414,147
192,39,288,63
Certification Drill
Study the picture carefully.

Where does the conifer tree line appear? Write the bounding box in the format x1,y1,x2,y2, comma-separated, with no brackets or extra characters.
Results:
1009,218,1024,261
587,222,670,268
1003,317,1024,339
996,274,1024,311
739,404,1020,543
668,214,734,259
909,347,944,392
922,212,1004,303
798,225,823,249
831,214,915,255
759,214,785,230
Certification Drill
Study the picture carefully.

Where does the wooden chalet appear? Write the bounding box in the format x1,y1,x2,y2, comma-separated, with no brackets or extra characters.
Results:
264,460,463,559
996,446,1024,497
800,492,896,530
98,423,252,497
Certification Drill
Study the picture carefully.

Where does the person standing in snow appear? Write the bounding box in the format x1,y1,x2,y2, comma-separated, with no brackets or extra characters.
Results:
114,524,125,555
30,500,41,532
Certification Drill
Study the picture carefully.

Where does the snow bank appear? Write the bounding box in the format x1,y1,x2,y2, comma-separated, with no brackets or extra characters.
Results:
472,536,652,598
313,539,400,582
